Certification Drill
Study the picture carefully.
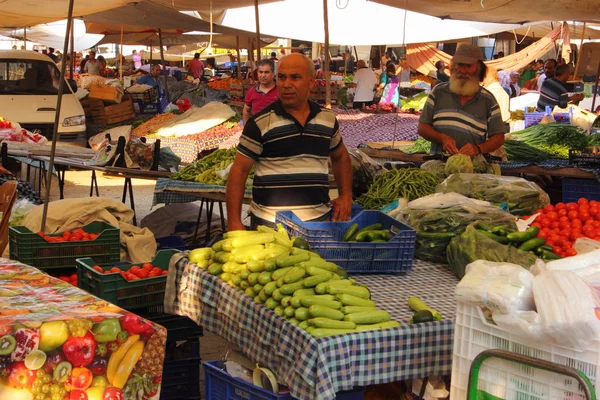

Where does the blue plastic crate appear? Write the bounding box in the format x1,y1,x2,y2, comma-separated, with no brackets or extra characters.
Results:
203,361,363,400
524,106,572,128
275,210,416,274
562,178,600,203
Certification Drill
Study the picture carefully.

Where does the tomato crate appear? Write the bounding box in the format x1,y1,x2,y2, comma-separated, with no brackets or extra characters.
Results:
451,302,600,399
204,361,364,400
75,249,178,311
275,210,416,274
9,222,120,270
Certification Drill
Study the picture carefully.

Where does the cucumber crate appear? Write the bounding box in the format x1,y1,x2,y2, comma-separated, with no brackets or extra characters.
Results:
76,249,177,311
275,210,416,274
9,222,120,270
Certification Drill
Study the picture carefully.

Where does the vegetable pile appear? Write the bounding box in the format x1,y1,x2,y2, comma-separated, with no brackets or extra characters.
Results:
341,222,394,243
506,123,589,161
404,137,431,154
400,92,428,111
357,168,442,209
188,227,400,337
36,228,100,243
131,113,179,137
170,148,253,186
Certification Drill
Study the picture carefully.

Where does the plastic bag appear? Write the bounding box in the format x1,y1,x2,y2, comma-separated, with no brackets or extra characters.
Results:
158,147,181,172
444,154,473,175
88,125,131,150
545,249,600,272
574,238,600,255
420,160,446,178
492,311,547,341
533,270,600,349
8,199,36,227
411,377,449,400
406,192,491,210
447,225,539,278
436,173,550,216
348,148,387,199
455,260,535,313
400,205,516,264
125,139,154,170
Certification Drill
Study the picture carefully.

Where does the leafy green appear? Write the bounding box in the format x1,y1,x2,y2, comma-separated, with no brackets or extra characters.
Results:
445,154,473,175
405,137,431,154
509,123,589,159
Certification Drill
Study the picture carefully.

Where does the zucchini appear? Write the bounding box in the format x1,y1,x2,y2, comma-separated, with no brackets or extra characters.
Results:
244,287,255,297
263,281,278,296
223,230,255,239
344,310,390,324
340,306,377,314
411,310,434,324
214,251,233,264
283,267,306,284
296,259,338,272
292,295,334,308
310,328,357,338
315,279,353,294
292,237,310,250
254,295,262,304
308,305,344,320
277,223,291,240
219,272,233,282
274,306,284,316
274,233,294,248
292,288,316,297
271,267,294,281
247,260,265,273
342,223,359,242
308,318,356,329
305,266,331,276
280,280,307,295
518,238,546,252
250,246,288,262
327,286,370,299
257,271,272,285
336,294,376,307
258,289,268,302
223,261,245,274
284,306,296,317
280,296,293,307
239,280,250,290
208,263,223,275
294,307,310,321
264,298,279,310
354,321,400,331
231,233,274,248
222,240,234,252
211,239,227,252
303,273,333,288
288,318,300,326
252,283,264,295
276,277,285,288
276,253,311,268
290,296,303,308
231,244,265,256
298,320,310,330
239,270,250,280
506,226,540,243
300,297,342,309
407,296,442,321
272,289,284,302
248,272,260,286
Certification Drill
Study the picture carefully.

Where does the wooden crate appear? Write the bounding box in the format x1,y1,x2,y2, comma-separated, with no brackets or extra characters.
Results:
89,84,123,104
88,95,134,125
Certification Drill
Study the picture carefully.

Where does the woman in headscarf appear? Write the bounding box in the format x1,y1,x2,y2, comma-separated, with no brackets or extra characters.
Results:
377,62,400,107
507,71,521,98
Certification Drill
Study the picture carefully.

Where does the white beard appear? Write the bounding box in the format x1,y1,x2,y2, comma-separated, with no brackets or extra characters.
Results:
449,74,481,97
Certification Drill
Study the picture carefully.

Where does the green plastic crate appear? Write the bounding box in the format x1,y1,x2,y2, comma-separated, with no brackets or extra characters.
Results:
9,222,120,270
76,249,177,311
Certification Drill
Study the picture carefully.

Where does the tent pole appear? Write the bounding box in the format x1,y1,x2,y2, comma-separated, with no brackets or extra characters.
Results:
575,22,587,74
158,29,170,103
254,0,261,61
236,36,242,79
23,27,26,49
119,25,124,81
323,0,331,108
40,0,75,232
69,22,74,79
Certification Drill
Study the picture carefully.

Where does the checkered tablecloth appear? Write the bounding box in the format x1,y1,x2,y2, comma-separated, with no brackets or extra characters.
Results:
153,177,252,205
165,255,458,400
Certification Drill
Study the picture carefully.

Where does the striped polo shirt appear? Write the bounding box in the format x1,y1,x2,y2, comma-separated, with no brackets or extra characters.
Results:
419,82,508,154
536,78,568,112
237,99,343,222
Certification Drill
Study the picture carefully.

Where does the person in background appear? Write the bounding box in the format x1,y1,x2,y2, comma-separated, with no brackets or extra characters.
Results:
226,53,352,229
116,55,133,75
344,48,354,74
497,51,505,58
270,52,279,62
519,60,541,87
84,51,101,76
188,53,205,81
507,72,521,98
537,59,557,91
537,64,584,111
79,54,89,73
350,60,377,109
483,67,510,123
97,55,107,74
136,65,162,89
380,49,392,72
243,59,278,125
11,45,16,50
497,69,511,88
47,47,58,63
378,62,400,107
398,58,411,88
279,45,286,58
245,53,257,81
435,60,449,85
418,43,507,156
132,50,142,70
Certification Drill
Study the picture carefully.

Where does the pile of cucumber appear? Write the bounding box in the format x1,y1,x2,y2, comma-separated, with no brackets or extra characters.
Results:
188,226,399,337
342,223,394,243
474,223,560,260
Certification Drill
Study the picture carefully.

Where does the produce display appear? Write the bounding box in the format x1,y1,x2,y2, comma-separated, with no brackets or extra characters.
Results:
179,120,241,142
436,173,550,216
400,204,517,264
378,104,395,113
341,223,394,243
528,198,600,258
506,123,589,160
90,263,169,281
36,229,99,243
404,137,431,154
408,297,442,324
188,228,400,337
170,147,253,185
400,92,428,111
131,113,178,138
207,78,231,91
0,261,166,400
357,168,442,209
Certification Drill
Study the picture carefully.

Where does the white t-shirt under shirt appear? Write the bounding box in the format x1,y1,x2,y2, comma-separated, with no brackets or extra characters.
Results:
485,81,511,122
353,67,377,102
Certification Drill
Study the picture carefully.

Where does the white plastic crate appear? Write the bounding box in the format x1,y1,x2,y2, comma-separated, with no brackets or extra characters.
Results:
451,302,599,400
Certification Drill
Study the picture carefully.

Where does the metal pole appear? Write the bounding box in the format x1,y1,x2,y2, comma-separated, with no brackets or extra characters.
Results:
254,0,261,61
575,22,587,74
41,0,75,232
23,27,26,49
158,29,170,103
119,25,124,81
236,36,242,78
69,22,74,79
323,0,331,108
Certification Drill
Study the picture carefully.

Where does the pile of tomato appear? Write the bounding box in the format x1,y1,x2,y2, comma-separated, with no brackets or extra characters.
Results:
37,228,99,243
528,198,600,258
92,263,168,281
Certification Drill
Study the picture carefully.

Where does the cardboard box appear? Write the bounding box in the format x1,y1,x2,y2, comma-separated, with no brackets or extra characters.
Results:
89,84,124,104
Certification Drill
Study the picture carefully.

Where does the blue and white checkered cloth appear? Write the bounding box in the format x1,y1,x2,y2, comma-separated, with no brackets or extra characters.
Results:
153,178,252,205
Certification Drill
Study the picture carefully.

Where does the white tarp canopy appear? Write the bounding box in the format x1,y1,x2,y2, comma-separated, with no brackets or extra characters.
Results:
0,19,103,51
218,0,534,46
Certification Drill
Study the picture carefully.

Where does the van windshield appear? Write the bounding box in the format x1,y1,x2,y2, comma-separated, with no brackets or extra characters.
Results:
0,59,62,95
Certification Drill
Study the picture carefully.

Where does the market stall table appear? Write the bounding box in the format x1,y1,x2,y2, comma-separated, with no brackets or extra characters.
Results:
165,255,458,400
0,258,167,399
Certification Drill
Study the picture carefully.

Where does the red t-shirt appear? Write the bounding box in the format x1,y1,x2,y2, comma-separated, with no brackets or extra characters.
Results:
245,85,279,115
188,58,204,79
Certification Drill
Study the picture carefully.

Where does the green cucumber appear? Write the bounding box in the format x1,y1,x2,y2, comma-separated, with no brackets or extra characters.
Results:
475,222,493,232
366,231,383,241
327,286,370,299
477,230,510,244
540,249,562,260
303,273,333,287
336,294,375,307
518,238,546,252
308,318,356,329
342,223,359,242
358,223,383,233
308,305,344,320
355,231,373,242
506,226,540,243
344,310,390,324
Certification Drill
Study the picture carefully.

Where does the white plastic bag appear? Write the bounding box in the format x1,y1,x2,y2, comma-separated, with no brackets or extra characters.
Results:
492,311,547,341
574,238,600,255
545,249,600,271
533,270,600,349
455,260,535,314
406,192,491,210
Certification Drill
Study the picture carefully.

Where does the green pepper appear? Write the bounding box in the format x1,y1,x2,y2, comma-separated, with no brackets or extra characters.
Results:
91,318,122,343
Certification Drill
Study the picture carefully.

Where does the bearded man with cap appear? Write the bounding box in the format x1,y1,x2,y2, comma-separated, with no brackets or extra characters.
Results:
417,44,508,156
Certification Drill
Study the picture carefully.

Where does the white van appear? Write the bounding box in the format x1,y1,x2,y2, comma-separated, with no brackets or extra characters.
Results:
0,50,85,138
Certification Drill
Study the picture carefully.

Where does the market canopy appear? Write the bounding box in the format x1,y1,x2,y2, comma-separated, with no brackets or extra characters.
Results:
96,32,274,48
218,0,534,46
369,0,600,24
0,19,103,51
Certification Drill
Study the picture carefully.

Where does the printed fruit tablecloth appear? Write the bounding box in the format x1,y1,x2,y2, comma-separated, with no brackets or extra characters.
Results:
0,258,166,400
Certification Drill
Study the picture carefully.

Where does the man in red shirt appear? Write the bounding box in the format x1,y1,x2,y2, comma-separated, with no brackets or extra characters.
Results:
188,53,205,80
243,59,279,125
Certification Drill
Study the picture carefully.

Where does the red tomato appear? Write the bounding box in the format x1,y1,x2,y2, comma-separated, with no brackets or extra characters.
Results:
593,221,600,228
586,230,598,239
566,202,579,211
540,218,552,228
111,267,121,273
543,204,555,213
582,225,594,233
589,207,599,217
559,228,571,238
578,198,590,206
521,215,530,220
151,267,162,274
567,210,579,220
142,263,153,271
550,221,560,229
590,200,599,207
563,241,573,249
135,269,149,279
555,202,566,210
92,266,103,273
127,274,140,281
571,219,583,228
557,209,568,217
579,212,591,222
569,230,581,241
89,233,98,240
545,240,555,247
546,211,559,221
531,222,542,229
553,236,565,247
538,230,549,239
129,266,141,273
558,221,570,230
566,248,578,257
161,270,169,275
